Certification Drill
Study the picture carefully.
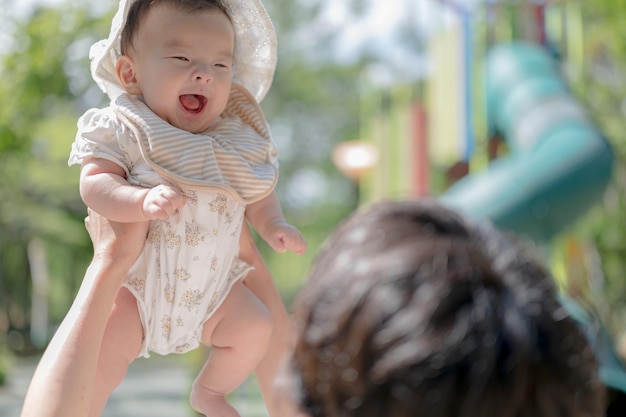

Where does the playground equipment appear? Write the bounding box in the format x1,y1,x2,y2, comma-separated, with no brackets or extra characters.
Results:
352,3,626,400
439,39,626,404
429,1,626,406
440,41,614,243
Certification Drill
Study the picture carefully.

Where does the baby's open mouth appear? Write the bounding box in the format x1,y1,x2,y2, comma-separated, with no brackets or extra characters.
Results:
180,94,207,113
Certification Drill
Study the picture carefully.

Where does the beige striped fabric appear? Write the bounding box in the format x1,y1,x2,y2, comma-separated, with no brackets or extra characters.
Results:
113,84,278,204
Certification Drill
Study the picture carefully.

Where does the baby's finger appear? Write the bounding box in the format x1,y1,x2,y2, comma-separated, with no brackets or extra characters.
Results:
269,236,287,253
173,192,187,211
286,236,307,255
278,229,307,255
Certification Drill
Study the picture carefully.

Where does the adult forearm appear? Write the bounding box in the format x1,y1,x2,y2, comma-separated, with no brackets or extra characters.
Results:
20,259,130,417
21,218,148,417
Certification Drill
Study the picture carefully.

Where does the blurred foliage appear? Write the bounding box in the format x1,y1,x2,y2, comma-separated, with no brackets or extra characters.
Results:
0,2,112,353
565,0,626,337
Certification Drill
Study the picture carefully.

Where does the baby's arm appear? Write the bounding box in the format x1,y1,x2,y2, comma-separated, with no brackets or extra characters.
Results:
80,158,186,222
246,191,307,255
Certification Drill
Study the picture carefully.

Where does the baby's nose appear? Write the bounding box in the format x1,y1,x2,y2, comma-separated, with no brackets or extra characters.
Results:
193,65,213,83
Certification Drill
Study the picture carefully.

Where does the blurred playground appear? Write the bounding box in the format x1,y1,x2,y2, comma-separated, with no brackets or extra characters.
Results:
333,0,626,411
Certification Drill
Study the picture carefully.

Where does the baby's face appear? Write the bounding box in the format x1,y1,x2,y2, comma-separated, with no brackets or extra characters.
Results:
124,4,234,133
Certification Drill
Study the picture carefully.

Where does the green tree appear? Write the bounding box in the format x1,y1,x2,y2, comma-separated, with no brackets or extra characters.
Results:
570,0,626,336
0,2,117,352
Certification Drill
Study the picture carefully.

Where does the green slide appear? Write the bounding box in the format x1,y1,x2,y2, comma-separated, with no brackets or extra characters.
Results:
440,42,626,398
441,42,613,243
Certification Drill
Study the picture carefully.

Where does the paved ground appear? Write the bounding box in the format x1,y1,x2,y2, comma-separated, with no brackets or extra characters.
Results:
0,354,267,417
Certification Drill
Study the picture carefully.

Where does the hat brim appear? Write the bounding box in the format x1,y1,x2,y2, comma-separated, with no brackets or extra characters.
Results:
90,0,277,103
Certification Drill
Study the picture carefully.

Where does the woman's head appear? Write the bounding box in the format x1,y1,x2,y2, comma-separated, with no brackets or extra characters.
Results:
289,199,605,417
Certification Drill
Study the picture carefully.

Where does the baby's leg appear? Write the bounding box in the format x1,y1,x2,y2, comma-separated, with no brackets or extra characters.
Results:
190,281,273,417
239,223,296,417
89,287,143,417
243,268,295,415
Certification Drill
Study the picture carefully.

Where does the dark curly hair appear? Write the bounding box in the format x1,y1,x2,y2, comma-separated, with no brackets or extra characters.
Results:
290,199,605,417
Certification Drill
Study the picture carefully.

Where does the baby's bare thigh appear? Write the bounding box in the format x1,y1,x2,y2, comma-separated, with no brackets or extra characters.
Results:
200,281,272,347
100,287,143,361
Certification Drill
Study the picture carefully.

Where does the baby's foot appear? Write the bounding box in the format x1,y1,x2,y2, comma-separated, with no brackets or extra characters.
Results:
190,386,240,417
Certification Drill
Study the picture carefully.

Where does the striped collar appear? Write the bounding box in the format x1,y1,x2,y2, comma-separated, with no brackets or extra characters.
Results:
113,84,278,204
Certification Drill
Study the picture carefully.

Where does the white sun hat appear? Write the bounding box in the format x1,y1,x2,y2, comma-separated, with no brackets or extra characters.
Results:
89,0,277,103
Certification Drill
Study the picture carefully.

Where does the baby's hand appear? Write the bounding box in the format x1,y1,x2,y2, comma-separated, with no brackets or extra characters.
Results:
142,184,187,220
263,220,307,255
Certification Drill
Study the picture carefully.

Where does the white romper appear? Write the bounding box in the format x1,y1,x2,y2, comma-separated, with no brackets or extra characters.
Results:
69,84,278,357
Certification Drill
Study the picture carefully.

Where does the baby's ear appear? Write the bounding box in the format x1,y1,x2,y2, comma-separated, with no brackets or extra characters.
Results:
116,56,141,95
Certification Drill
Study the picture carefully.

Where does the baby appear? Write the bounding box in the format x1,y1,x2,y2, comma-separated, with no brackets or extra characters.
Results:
68,0,305,416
